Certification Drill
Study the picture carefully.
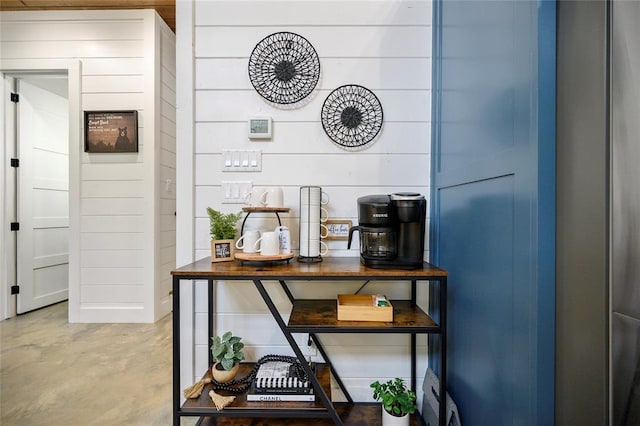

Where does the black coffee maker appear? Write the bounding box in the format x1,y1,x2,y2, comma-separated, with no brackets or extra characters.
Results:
347,193,426,269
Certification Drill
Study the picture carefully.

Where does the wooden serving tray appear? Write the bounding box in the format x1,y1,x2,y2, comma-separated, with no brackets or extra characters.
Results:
235,252,294,262
242,207,290,213
337,294,393,322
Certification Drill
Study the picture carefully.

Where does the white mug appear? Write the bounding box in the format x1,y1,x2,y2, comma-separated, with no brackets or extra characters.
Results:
260,187,284,208
300,239,328,257
245,187,267,207
274,226,291,254
235,230,261,253
254,231,279,256
300,223,328,241
300,206,328,223
300,186,329,206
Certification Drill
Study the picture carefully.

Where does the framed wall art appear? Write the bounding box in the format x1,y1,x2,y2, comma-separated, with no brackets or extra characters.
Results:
324,219,352,240
84,110,138,153
248,32,320,105
321,85,383,151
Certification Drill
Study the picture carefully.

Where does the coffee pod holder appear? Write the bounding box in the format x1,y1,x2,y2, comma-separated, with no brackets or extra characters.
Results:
298,186,325,263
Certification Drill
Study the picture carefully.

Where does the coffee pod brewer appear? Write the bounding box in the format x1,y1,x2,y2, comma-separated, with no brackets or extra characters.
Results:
347,193,426,269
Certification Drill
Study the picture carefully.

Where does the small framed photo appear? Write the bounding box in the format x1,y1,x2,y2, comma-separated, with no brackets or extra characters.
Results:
324,220,352,240
85,110,138,153
211,239,235,262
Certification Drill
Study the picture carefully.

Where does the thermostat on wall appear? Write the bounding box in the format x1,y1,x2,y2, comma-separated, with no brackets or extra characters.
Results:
248,116,272,140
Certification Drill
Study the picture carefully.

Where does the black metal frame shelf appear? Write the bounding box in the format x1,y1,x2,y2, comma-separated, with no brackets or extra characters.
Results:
171,257,447,426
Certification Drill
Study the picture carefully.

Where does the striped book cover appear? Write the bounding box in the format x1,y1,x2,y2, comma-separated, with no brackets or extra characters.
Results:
252,361,311,390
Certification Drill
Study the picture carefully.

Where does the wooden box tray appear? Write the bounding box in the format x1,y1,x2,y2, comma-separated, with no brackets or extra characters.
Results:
336,294,393,322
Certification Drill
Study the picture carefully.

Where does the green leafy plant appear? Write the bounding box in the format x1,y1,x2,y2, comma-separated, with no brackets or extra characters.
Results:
206,207,242,240
371,377,417,417
211,331,245,371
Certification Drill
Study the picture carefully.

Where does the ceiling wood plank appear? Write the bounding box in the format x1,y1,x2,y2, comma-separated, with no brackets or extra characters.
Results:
0,0,176,33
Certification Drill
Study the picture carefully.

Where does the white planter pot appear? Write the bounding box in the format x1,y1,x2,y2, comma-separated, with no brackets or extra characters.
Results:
382,406,410,426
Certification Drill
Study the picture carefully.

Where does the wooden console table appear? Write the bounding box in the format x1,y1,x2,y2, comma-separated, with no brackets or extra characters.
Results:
171,257,448,426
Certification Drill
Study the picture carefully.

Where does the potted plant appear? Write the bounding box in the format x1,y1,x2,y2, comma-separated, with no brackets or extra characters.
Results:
206,207,242,262
210,331,245,383
371,377,417,426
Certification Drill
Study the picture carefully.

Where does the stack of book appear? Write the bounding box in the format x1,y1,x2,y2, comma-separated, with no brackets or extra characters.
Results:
246,360,315,402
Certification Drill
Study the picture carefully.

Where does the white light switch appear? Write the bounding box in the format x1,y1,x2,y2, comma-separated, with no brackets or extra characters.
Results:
222,181,252,204
222,150,262,172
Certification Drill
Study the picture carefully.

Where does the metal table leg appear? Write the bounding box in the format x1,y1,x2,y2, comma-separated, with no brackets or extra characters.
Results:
253,279,343,425
277,280,353,403
439,277,447,426
172,276,181,426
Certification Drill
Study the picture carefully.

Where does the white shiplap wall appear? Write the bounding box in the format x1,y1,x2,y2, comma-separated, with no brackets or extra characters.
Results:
179,0,432,402
157,20,177,317
0,10,176,323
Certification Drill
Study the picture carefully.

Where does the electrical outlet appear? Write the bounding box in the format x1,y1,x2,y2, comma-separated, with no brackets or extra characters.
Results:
300,333,318,357
222,181,252,204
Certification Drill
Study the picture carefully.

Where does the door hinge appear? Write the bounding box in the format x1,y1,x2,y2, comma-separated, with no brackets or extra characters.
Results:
10,158,19,168
10,222,19,231
10,93,19,103
11,285,19,295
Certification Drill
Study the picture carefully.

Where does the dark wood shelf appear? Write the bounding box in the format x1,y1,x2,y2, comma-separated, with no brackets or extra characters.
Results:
197,403,425,425
172,257,448,281
242,207,290,213
183,363,331,412
287,299,438,333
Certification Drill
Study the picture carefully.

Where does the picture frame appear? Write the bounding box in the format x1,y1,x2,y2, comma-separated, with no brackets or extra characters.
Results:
211,239,235,262
84,110,138,153
324,219,352,240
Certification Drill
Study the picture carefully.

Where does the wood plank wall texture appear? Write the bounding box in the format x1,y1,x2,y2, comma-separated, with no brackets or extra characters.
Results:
158,21,177,319
0,10,176,322
187,0,432,402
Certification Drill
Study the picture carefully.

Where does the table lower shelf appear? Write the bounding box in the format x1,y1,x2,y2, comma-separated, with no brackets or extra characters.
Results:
181,364,425,425
287,299,438,333
182,363,331,412
195,403,425,425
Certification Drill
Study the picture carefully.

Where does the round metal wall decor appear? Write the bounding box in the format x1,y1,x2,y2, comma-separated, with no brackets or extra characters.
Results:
248,32,320,105
321,84,383,150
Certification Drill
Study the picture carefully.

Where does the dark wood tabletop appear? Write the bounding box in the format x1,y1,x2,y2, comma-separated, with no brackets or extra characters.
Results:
171,256,447,280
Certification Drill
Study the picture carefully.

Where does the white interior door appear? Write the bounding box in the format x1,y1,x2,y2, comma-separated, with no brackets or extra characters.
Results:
16,78,69,314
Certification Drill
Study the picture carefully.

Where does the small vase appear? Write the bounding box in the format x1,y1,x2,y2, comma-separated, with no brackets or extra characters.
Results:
382,406,410,426
211,362,239,383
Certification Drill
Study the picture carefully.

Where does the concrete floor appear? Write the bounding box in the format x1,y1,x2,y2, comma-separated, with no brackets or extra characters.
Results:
0,301,177,425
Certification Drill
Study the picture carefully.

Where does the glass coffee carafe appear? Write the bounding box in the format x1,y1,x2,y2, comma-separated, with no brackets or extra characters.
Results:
349,225,397,260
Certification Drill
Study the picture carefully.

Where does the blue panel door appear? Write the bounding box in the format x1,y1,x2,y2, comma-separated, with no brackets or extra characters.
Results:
430,1,556,425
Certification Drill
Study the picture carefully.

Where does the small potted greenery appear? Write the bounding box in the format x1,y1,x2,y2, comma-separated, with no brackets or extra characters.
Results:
206,207,242,262
210,331,245,383
371,377,417,425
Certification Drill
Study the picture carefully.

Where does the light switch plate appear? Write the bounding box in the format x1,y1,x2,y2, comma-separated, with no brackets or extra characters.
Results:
222,181,252,204
222,149,262,172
